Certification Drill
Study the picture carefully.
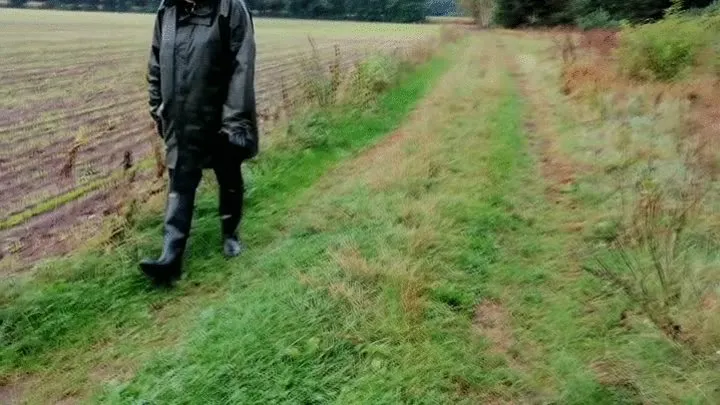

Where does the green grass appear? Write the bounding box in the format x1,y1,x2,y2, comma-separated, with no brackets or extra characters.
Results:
0,47,452,399
98,39,527,405
3,32,719,405
103,36,715,404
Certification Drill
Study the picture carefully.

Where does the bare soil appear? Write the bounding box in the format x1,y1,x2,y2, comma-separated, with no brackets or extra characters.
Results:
0,36,423,275
473,300,515,356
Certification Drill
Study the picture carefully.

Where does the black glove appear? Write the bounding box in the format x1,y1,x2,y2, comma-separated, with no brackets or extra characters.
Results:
222,128,251,161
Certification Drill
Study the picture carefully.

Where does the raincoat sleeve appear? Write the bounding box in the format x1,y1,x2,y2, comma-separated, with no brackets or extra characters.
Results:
147,12,163,130
220,0,258,157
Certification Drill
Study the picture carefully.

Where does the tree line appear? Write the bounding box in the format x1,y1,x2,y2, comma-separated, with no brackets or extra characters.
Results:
492,0,717,28
4,0,440,22
7,0,712,29
246,0,428,22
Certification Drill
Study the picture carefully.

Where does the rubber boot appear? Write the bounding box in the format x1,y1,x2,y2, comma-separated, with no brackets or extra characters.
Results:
140,191,194,283
220,186,244,258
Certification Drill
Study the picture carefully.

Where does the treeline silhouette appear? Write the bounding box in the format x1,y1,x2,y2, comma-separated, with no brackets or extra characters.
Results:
3,0,450,22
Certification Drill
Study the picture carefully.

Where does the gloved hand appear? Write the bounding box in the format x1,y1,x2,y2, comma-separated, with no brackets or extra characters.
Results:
221,128,251,161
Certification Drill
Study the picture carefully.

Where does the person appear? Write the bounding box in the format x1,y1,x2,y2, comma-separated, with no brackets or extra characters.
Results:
140,0,258,284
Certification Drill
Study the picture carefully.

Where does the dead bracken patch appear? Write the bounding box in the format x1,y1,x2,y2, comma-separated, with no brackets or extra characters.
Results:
562,62,618,96
579,29,619,56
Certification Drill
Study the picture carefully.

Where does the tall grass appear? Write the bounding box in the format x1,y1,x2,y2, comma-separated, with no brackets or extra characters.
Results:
507,32,720,403
553,16,720,352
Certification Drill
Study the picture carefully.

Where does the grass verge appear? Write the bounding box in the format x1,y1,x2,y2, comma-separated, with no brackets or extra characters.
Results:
4,32,717,405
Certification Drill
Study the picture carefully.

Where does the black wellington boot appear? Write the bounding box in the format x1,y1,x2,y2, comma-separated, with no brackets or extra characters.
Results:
220,186,244,258
140,191,194,284
223,234,244,258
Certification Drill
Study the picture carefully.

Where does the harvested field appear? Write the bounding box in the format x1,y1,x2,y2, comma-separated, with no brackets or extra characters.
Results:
0,10,438,269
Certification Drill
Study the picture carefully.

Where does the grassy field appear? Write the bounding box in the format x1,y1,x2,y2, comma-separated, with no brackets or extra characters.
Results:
0,10,437,268
2,12,720,405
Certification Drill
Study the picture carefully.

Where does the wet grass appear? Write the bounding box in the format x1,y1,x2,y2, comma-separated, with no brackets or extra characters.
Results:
2,31,718,405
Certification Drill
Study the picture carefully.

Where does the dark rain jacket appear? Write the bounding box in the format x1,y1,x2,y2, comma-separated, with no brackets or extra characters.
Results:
148,0,258,171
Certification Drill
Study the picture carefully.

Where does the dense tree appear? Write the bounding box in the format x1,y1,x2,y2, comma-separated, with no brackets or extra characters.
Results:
493,0,716,27
1,0,426,22
3,0,715,25
494,0,572,27
426,0,457,16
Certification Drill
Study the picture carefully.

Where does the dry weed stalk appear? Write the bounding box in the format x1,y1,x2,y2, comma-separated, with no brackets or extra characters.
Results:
122,150,133,173
152,135,166,179
280,75,291,113
330,45,341,94
61,139,83,178
299,36,334,107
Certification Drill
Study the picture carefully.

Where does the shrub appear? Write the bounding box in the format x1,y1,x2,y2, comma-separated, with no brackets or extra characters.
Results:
350,55,401,105
617,16,715,80
576,9,620,30
700,0,720,15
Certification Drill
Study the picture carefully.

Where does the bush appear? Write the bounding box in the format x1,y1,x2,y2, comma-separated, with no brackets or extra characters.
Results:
576,9,620,30
700,0,720,15
617,15,716,80
350,55,401,105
